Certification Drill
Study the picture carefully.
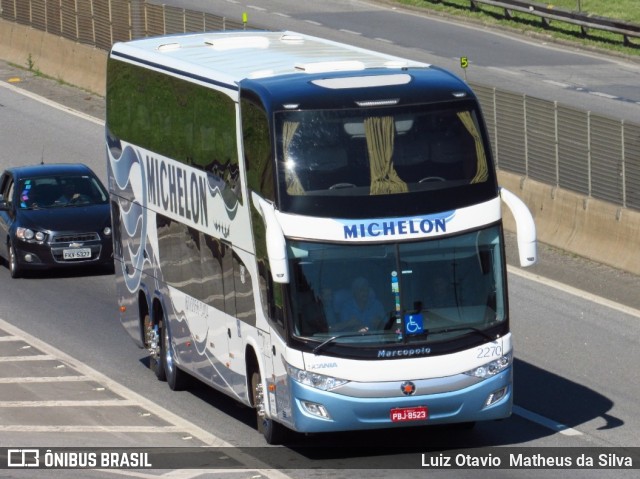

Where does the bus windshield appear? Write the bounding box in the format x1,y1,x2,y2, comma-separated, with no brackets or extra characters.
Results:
276,102,489,200
288,225,506,349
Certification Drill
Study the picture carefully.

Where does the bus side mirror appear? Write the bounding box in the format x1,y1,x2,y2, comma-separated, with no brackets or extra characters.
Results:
500,187,537,267
254,195,290,284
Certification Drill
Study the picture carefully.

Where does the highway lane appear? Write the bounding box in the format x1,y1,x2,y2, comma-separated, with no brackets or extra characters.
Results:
161,0,640,122
0,68,639,476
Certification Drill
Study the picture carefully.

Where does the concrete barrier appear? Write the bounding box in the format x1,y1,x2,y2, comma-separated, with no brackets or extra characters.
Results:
500,171,640,275
2,19,639,275
0,19,106,95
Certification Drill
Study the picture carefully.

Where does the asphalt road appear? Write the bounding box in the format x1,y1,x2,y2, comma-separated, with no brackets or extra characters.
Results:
0,58,639,478
161,0,640,123
2,1,640,473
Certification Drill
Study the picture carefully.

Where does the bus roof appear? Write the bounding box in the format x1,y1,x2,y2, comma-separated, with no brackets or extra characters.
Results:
109,30,477,110
110,30,431,86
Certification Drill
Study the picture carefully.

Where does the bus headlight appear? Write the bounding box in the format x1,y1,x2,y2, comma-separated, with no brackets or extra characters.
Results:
464,352,512,379
286,364,349,391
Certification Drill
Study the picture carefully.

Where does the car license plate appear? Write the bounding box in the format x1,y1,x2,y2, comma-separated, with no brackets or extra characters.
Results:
390,406,428,422
63,248,92,260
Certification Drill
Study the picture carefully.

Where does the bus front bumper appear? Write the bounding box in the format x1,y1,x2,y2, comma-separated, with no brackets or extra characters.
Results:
279,368,512,434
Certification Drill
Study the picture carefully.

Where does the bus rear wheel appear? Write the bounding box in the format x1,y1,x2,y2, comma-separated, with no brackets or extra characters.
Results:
161,318,190,391
144,313,165,381
251,371,287,445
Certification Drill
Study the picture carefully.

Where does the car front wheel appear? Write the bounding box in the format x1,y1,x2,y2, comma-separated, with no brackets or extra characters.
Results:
8,242,21,279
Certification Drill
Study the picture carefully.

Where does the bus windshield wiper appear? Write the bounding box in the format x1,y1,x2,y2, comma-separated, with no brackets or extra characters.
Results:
312,331,389,355
424,325,497,342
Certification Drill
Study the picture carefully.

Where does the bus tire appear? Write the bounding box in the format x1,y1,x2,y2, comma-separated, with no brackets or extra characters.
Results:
144,312,166,381
161,318,190,391
251,370,287,445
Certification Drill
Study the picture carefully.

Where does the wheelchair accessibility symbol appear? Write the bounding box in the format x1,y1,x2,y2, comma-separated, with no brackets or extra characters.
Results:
404,313,424,335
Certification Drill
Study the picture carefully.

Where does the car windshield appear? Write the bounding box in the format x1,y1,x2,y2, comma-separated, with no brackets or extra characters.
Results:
288,225,506,349
17,175,108,209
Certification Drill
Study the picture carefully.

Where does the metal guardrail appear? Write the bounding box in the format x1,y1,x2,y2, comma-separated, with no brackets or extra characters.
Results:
1,0,639,212
434,0,640,46
471,84,640,210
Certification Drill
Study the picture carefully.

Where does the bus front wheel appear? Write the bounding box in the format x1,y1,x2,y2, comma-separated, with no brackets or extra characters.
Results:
251,371,287,445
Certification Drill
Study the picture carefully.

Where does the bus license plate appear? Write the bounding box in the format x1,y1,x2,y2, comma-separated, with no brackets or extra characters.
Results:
63,248,91,260
390,406,428,422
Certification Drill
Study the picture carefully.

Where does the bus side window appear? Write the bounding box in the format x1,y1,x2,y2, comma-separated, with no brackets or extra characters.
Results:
268,274,285,333
232,251,256,327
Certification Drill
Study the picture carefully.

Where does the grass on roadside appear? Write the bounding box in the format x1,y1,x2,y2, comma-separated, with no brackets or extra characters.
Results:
393,0,640,57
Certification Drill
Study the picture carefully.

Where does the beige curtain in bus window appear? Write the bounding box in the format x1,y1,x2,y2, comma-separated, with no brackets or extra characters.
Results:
457,111,488,184
365,116,408,195
283,121,305,195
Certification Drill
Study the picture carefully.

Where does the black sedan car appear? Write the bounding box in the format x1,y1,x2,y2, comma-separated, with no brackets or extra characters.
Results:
0,163,113,278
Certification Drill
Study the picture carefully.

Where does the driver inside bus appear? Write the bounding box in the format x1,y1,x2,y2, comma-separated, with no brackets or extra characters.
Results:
333,277,385,333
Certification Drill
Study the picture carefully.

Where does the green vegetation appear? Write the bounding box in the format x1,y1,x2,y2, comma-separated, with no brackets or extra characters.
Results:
546,0,640,23
392,0,640,57
26,53,39,74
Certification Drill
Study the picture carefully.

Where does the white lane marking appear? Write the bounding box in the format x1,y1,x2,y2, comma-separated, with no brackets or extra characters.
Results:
339,29,362,36
513,406,582,436
0,425,184,433
0,399,138,407
590,91,618,99
0,355,56,361
0,376,91,383
486,66,522,76
507,265,640,319
0,318,291,479
543,79,572,88
101,469,257,479
0,79,104,126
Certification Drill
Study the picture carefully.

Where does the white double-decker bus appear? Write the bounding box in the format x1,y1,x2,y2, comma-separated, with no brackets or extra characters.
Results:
106,30,536,443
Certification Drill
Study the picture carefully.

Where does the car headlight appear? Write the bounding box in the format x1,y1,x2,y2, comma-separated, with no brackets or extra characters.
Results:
464,352,512,379
286,363,349,391
16,227,34,240
103,226,112,236
16,227,46,242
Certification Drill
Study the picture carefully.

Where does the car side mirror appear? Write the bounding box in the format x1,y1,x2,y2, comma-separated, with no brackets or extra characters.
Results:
0,195,9,211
